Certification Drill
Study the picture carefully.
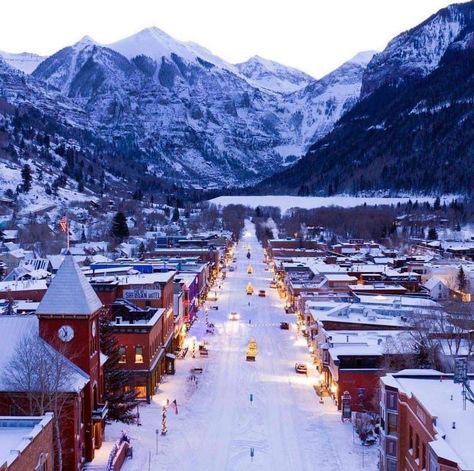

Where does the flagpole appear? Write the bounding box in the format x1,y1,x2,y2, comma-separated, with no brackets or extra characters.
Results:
66,213,70,251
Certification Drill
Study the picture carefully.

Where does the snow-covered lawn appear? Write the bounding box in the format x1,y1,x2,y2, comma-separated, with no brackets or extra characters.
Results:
210,195,440,212
104,222,378,470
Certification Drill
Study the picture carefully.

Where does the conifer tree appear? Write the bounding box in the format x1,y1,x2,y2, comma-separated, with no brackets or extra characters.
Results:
457,266,467,292
110,211,129,242
427,227,438,240
21,164,32,193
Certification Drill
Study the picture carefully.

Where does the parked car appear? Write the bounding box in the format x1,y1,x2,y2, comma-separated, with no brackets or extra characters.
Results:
280,322,289,330
258,290,266,297
295,363,308,374
228,312,240,321
229,266,235,272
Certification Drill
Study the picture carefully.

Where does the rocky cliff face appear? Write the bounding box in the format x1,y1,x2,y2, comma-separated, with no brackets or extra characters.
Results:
361,2,474,97
260,2,474,195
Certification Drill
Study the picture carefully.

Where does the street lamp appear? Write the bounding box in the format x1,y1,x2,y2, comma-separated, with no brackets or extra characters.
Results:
161,401,167,435
136,402,141,426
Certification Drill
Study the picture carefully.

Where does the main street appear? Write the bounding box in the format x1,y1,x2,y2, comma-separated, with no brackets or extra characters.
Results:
111,221,377,471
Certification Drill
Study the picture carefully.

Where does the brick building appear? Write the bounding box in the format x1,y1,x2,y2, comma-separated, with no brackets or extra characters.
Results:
110,300,175,402
0,414,54,471
0,256,107,470
380,370,474,471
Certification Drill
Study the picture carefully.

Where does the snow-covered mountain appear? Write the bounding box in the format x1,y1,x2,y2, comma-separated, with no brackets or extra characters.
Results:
361,2,474,97
236,55,314,93
262,1,474,195
287,51,376,146
23,27,371,186
0,50,45,74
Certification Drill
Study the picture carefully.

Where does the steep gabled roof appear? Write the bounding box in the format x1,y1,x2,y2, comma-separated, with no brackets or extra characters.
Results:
36,255,102,316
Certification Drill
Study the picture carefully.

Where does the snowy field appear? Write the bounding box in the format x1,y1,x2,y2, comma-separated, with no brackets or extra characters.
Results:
103,222,378,471
210,195,439,212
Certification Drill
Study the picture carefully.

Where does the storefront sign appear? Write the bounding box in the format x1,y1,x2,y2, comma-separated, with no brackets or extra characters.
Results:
124,285,161,300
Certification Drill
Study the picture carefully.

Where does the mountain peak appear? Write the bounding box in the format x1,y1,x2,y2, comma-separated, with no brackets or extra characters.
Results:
347,50,377,66
107,26,192,62
0,50,45,74
74,35,98,49
236,55,314,93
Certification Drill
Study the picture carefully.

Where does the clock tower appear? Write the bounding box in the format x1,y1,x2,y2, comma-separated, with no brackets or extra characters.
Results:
36,254,104,463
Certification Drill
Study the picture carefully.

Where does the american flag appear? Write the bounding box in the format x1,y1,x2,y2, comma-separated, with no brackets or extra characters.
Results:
59,216,68,233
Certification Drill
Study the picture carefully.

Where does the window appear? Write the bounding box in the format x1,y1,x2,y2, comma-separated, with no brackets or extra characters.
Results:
409,425,413,451
429,453,438,471
135,346,144,363
386,459,397,471
422,443,426,469
35,453,48,471
386,438,397,457
387,413,397,435
119,346,126,363
387,391,397,410
415,434,420,460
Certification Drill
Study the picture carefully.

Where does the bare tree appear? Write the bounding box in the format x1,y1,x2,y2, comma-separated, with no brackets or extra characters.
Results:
438,301,474,368
2,335,77,471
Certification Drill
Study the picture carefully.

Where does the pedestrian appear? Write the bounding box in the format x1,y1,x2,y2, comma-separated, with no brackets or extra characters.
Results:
249,319,252,325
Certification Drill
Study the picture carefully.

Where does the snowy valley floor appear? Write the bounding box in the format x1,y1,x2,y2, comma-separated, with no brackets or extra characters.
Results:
103,222,378,471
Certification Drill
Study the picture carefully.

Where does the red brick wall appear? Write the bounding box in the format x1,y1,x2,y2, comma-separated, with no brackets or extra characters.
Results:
0,288,46,302
114,308,174,371
337,370,381,412
0,392,82,471
8,417,54,471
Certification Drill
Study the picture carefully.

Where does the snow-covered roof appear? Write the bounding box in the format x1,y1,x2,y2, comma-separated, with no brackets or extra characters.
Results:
36,255,102,316
382,371,474,469
0,316,89,392
0,414,53,467
423,278,447,290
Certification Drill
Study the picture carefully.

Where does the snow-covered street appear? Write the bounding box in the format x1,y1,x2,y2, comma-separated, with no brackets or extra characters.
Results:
107,221,377,471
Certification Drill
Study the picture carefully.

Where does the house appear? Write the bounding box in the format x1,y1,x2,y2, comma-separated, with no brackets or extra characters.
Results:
423,278,450,300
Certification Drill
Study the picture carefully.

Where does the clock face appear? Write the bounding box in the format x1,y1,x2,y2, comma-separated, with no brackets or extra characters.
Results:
58,325,74,342
91,320,97,337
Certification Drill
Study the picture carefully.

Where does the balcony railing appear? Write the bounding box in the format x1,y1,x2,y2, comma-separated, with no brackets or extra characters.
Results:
92,403,108,421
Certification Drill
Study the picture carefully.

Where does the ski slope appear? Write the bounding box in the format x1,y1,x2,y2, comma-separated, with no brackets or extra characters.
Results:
107,221,377,471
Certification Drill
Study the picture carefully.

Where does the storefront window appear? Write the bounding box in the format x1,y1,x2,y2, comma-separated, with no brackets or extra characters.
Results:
135,346,144,363
134,384,147,399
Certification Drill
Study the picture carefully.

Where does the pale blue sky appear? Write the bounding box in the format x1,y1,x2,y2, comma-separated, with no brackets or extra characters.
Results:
0,0,468,77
